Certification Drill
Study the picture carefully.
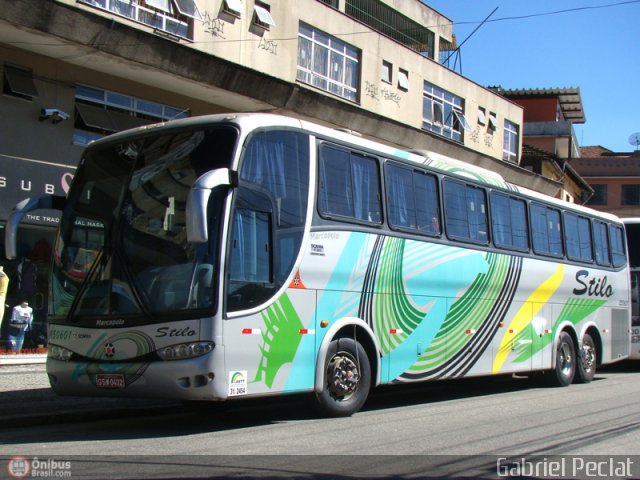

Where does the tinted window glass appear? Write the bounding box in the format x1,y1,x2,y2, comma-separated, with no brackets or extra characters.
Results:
531,203,563,257
593,220,611,266
564,213,593,262
490,192,529,251
386,164,440,235
444,179,487,243
228,130,310,312
610,225,627,268
319,144,381,224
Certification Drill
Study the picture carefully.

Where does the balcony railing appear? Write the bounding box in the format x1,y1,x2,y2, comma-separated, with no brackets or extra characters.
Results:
79,0,190,39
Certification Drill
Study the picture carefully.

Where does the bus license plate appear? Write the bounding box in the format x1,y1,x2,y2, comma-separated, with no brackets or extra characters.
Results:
96,374,125,389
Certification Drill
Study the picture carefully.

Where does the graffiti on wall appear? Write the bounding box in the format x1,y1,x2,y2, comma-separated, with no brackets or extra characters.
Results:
364,81,401,106
203,12,226,38
258,37,278,55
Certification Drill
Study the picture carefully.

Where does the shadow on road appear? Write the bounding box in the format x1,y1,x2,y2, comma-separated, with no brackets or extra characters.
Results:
0,374,541,444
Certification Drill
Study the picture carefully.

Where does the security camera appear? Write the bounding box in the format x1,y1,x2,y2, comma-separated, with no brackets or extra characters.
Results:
40,108,69,123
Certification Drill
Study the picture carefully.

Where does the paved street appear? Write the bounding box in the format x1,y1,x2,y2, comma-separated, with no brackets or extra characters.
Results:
0,362,176,427
1,360,640,478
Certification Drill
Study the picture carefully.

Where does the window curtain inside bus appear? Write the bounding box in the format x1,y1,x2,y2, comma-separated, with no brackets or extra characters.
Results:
228,130,310,312
351,154,380,223
386,164,414,229
241,137,286,202
319,146,353,217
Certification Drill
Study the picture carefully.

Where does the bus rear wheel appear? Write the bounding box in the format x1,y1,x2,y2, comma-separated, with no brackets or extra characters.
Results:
316,337,371,417
575,333,596,384
548,331,576,387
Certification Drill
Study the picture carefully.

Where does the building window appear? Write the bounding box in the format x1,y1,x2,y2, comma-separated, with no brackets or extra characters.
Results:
2,64,38,101
422,82,465,142
223,0,243,17
587,184,608,206
503,119,519,163
73,84,188,146
79,0,201,39
381,60,392,84
398,68,409,91
477,107,486,126
318,0,339,7
622,185,640,205
488,112,498,131
253,1,275,29
297,23,360,103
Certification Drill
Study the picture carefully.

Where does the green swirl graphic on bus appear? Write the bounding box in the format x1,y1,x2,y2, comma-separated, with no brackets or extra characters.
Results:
85,331,155,388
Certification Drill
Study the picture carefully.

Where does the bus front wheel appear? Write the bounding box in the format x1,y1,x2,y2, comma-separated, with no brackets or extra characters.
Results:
316,337,371,417
574,333,596,384
548,331,576,387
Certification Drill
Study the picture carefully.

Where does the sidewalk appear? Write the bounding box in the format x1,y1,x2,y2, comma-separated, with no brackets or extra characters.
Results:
0,353,46,366
0,356,178,428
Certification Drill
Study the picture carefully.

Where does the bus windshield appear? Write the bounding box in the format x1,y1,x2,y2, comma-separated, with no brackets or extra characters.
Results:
51,126,238,322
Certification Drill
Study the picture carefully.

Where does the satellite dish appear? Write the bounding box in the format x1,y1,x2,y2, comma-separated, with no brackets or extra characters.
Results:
629,132,640,150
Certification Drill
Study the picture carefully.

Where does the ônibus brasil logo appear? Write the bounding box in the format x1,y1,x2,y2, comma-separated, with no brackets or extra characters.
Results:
7,456,30,479
7,456,72,478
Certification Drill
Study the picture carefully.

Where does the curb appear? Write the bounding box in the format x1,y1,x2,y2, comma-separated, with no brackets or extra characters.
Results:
0,354,47,366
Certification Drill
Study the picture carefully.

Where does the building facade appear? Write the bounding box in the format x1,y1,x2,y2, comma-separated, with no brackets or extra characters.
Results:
573,146,640,218
0,0,560,347
491,87,590,204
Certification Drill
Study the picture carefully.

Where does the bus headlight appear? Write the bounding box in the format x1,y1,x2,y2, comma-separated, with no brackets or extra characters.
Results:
48,344,74,361
157,342,214,361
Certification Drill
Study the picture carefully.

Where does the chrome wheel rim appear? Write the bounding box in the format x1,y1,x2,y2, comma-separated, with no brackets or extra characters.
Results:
326,351,360,400
559,341,574,378
581,343,595,373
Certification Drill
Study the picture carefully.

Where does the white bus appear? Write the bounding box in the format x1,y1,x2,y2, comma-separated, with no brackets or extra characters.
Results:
5,114,631,416
623,218,640,359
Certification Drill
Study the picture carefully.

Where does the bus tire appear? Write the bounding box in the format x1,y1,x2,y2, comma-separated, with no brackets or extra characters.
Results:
548,331,576,387
575,333,596,384
316,337,371,417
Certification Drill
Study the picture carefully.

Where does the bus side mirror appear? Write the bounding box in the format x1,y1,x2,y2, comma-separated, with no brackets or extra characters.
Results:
5,194,67,259
186,168,238,243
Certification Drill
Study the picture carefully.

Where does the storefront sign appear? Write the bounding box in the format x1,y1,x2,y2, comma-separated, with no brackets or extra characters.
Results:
0,155,76,225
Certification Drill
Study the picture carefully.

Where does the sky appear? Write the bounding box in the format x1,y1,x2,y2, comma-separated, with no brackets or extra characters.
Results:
422,1,640,152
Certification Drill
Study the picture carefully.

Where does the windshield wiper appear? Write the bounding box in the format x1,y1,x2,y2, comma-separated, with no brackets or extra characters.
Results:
113,248,154,321
66,247,106,322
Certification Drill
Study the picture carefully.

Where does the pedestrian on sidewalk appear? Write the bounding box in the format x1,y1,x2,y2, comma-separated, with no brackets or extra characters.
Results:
0,266,8,324
0,266,9,352
7,300,33,353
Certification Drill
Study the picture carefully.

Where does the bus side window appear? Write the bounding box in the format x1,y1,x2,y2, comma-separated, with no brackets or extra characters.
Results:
227,204,274,312
490,192,529,251
531,203,563,257
386,163,440,236
227,130,310,312
610,225,626,268
593,220,611,266
443,179,488,244
318,144,382,224
564,212,593,263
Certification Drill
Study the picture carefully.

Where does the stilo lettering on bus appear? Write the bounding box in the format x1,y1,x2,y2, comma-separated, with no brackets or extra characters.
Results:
573,270,614,298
